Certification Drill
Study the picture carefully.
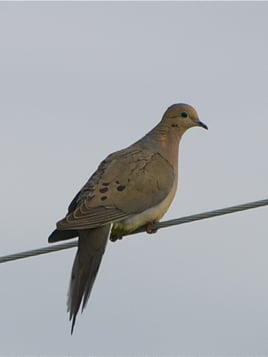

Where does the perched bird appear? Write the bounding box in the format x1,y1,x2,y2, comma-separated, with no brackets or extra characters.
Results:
48,103,207,333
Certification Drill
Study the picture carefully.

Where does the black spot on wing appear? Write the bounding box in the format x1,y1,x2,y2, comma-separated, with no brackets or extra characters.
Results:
99,187,108,193
117,185,126,191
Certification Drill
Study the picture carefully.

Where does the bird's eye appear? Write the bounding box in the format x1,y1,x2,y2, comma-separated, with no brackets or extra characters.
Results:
181,111,188,118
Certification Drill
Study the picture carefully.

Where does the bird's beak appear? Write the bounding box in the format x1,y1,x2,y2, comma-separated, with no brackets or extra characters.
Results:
197,119,208,130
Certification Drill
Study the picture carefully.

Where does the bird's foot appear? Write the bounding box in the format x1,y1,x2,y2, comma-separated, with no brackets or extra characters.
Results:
146,222,158,234
110,233,123,242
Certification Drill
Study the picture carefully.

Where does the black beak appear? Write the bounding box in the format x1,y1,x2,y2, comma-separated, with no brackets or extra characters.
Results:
197,120,208,130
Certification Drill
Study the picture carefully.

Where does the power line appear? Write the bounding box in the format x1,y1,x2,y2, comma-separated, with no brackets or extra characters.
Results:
0,198,267,264
0,241,77,264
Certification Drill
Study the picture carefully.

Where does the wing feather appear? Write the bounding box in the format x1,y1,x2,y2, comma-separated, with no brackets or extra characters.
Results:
56,149,175,231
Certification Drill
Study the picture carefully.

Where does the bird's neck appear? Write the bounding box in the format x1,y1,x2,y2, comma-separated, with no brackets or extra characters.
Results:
141,125,184,169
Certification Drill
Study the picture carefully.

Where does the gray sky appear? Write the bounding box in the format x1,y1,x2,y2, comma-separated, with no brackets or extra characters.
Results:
1,1,268,355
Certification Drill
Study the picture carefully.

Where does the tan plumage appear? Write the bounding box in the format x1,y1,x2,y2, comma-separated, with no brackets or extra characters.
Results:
48,103,207,333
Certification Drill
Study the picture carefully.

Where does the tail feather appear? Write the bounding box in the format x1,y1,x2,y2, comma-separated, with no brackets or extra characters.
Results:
67,224,111,334
48,229,78,243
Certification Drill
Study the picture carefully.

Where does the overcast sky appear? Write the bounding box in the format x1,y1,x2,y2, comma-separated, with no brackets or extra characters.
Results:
1,2,268,355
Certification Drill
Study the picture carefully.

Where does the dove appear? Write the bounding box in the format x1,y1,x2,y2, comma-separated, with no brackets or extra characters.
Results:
48,103,207,333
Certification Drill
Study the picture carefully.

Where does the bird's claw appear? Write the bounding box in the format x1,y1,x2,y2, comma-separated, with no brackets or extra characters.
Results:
110,234,123,242
146,222,158,234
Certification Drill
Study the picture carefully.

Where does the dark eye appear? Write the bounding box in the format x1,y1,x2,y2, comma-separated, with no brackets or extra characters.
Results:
181,111,188,118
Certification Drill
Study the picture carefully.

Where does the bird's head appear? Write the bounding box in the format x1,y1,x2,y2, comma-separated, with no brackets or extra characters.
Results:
162,103,208,133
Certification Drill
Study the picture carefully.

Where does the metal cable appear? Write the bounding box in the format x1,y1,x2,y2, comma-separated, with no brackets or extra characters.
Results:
0,198,267,264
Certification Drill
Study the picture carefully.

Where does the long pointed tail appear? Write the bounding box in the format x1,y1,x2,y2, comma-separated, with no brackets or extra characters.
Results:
67,224,111,333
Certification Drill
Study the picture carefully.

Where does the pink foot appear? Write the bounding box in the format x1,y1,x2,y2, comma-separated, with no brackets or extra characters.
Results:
110,234,123,242
146,222,158,234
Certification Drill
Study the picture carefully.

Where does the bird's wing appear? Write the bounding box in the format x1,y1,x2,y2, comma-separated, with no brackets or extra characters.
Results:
57,148,175,230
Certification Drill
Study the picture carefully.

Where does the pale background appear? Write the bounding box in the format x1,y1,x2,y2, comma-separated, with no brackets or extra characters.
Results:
0,2,268,355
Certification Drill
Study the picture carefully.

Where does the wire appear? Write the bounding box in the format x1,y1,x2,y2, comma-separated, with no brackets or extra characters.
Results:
0,241,77,264
0,198,267,264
